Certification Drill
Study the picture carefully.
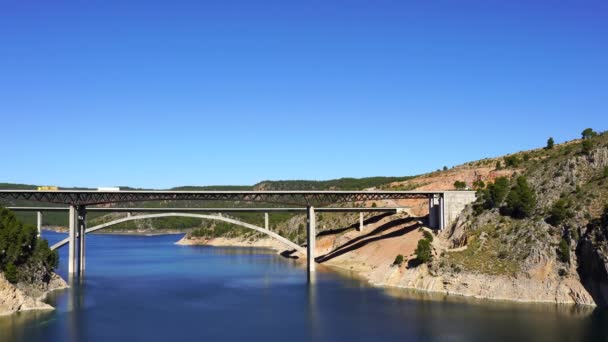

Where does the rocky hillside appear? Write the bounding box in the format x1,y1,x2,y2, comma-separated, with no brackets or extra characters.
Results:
435,129,608,305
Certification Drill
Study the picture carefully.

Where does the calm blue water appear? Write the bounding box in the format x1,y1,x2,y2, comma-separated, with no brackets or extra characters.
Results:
1,231,607,342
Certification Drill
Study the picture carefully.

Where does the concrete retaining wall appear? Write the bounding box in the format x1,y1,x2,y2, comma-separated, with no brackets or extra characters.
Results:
443,191,477,229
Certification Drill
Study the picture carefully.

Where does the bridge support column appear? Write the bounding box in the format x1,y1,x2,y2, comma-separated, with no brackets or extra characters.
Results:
264,212,269,230
68,206,77,274
36,211,42,237
428,195,438,229
428,194,445,230
306,206,316,279
358,212,364,232
439,195,445,231
77,206,87,275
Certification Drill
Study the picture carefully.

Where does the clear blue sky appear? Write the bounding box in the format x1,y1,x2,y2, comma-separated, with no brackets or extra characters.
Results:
1,0,606,188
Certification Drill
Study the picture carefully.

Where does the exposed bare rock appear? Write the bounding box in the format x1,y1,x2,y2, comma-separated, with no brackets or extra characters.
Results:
0,273,68,316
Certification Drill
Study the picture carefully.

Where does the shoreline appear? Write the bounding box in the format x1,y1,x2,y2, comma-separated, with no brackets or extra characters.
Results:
176,234,597,307
0,273,68,317
326,261,597,307
43,227,186,237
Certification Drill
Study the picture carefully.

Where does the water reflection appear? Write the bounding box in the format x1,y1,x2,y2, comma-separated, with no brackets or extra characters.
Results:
0,310,54,342
306,279,322,341
65,276,86,342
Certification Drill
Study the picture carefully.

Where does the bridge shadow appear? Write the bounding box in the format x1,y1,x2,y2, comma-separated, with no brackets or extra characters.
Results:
280,249,300,259
316,212,395,237
316,216,419,263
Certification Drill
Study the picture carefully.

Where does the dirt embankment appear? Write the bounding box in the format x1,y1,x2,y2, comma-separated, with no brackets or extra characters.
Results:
316,211,593,305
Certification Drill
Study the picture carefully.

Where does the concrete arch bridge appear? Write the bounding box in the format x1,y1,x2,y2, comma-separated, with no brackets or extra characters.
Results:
49,212,305,253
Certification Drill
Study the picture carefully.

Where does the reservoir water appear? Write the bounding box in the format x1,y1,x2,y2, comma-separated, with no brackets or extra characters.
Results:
1,231,607,341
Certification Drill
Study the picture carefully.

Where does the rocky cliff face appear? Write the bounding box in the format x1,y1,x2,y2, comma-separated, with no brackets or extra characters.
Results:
0,273,67,316
443,136,608,306
576,207,608,306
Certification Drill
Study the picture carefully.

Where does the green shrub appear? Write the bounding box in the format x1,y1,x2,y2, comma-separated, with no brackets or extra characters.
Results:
482,176,510,209
603,166,608,178
453,181,467,190
505,176,537,219
557,238,570,263
582,128,597,139
423,230,434,242
473,204,484,216
547,199,569,226
546,137,555,149
473,180,485,190
504,155,521,168
3,263,17,283
582,139,593,155
415,239,432,264
393,254,404,266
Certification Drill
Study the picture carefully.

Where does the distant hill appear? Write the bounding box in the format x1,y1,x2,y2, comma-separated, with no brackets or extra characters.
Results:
253,177,414,191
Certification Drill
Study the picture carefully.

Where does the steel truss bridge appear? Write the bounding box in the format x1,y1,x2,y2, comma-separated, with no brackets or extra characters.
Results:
0,189,436,206
0,190,463,281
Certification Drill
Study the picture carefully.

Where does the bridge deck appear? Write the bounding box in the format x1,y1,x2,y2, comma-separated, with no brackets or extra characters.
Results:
0,190,452,206
7,206,407,213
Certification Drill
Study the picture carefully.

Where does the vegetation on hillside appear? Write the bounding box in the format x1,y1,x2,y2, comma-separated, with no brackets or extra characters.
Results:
415,238,432,264
453,180,467,190
413,229,434,265
393,254,404,266
255,176,414,191
441,127,608,293
190,221,254,239
0,207,58,284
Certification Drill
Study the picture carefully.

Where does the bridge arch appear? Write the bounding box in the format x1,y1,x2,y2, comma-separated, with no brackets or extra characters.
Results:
50,213,305,253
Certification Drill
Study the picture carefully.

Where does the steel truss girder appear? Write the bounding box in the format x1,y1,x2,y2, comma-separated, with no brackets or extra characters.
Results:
0,190,434,206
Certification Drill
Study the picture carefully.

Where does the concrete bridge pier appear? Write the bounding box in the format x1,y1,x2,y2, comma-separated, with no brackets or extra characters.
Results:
264,212,269,230
36,211,42,237
428,194,445,230
359,212,364,231
306,206,316,281
68,206,77,274
77,206,87,275
68,205,87,275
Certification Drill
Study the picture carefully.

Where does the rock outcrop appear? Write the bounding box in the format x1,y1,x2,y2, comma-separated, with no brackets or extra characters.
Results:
0,273,67,316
